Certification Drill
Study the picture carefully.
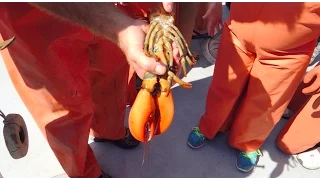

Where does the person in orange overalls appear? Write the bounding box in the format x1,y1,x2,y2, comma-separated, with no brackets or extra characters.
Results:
276,61,320,170
187,2,320,172
0,2,186,178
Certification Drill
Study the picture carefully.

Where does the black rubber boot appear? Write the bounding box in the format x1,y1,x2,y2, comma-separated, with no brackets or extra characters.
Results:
93,128,140,149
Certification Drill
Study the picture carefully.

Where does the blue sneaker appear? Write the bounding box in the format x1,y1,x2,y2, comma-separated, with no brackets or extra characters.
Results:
236,150,262,172
187,127,206,149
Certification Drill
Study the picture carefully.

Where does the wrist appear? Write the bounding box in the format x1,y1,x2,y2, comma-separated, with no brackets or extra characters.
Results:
117,18,135,52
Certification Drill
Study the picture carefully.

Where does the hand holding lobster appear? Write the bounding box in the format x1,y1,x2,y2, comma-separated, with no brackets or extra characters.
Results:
128,6,197,142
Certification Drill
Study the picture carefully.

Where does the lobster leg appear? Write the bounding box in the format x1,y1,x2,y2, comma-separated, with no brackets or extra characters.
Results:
144,22,157,56
163,33,185,54
163,32,190,76
154,37,169,66
167,76,173,90
163,37,173,67
154,33,191,88
168,71,192,89
165,33,192,88
0,37,15,50
164,35,191,77
167,27,196,66
167,27,196,67
169,25,194,58
148,25,162,56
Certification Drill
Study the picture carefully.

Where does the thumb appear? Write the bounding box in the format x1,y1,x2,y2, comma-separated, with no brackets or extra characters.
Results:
131,49,166,75
163,2,175,13
134,20,150,34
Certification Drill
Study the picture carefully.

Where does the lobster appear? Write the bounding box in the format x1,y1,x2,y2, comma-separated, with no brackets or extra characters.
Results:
128,6,197,143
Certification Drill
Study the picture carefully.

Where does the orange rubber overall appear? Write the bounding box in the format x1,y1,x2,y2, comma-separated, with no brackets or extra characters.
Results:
276,63,320,154
127,66,137,106
0,2,155,177
198,2,320,152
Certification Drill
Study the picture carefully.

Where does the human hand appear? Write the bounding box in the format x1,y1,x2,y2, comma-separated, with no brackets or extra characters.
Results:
118,19,180,79
202,2,223,37
302,65,320,95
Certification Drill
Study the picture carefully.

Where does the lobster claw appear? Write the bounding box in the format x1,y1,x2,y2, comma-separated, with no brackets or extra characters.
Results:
129,74,175,142
128,89,175,142
154,91,174,135
129,89,157,142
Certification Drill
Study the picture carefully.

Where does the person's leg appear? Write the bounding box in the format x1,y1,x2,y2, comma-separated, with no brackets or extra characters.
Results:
88,37,140,149
276,92,320,155
228,3,320,173
0,3,102,177
228,48,311,172
187,23,255,148
276,85,320,170
221,2,320,172
277,89,320,169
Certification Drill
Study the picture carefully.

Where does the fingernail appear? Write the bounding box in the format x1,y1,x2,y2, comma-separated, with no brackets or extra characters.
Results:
155,65,166,74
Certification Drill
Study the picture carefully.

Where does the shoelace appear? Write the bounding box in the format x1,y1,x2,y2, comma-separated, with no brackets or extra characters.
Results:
240,149,262,159
192,127,204,138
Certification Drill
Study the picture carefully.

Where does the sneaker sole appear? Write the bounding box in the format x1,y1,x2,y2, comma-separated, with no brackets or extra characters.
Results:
296,159,320,170
295,147,320,170
187,141,205,149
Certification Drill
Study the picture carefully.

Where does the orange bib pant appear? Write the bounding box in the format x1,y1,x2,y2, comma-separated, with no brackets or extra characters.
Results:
198,2,320,152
